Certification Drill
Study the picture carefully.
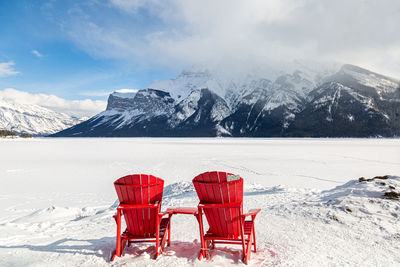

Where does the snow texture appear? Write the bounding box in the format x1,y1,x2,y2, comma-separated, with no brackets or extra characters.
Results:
111,89,138,99
341,65,399,97
0,138,399,266
0,99,85,135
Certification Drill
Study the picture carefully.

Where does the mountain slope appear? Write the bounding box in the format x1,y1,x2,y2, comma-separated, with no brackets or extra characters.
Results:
53,64,400,137
53,88,230,137
0,99,85,135
288,82,394,137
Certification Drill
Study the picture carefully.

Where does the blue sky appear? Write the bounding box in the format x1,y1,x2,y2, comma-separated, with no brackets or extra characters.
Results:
0,0,178,100
0,0,399,102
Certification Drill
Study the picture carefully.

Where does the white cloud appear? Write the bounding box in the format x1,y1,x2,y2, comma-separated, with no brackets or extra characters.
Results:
0,88,106,118
80,90,113,97
32,50,44,58
80,89,138,97
0,61,19,77
114,88,138,93
61,0,400,78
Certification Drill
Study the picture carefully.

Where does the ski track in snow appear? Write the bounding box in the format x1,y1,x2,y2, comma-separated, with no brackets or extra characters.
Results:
0,138,399,266
329,154,400,166
293,174,342,184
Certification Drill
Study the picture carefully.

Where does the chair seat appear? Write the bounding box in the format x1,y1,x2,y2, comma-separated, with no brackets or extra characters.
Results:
123,218,170,239
205,220,254,238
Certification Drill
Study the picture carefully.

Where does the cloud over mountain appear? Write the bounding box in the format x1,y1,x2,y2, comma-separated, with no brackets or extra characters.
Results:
53,0,400,77
0,88,106,118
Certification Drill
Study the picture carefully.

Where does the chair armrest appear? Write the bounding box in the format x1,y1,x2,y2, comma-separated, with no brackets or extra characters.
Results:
117,203,160,210
242,209,261,218
198,202,242,208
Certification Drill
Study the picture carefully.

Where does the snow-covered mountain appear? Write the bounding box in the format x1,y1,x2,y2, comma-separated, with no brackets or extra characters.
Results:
0,99,86,136
53,64,400,137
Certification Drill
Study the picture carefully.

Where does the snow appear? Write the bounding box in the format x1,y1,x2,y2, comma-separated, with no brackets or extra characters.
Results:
342,67,399,96
347,114,355,122
215,125,232,137
111,89,139,99
0,138,399,266
0,99,85,135
148,68,319,110
210,99,230,122
99,89,175,129
149,71,214,100
174,90,201,122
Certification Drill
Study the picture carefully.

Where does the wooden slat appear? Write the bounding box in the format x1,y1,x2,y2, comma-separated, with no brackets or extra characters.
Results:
134,185,144,234
126,177,137,235
208,180,222,235
150,183,156,235
132,174,141,184
129,175,140,236
216,183,228,237
229,182,239,236
218,171,228,182
196,182,218,235
223,183,234,238
142,175,149,235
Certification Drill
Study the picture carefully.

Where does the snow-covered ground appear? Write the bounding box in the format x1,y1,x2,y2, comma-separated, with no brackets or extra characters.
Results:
0,138,399,266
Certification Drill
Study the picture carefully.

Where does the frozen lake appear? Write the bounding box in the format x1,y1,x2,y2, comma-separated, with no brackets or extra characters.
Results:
0,138,398,208
0,138,399,266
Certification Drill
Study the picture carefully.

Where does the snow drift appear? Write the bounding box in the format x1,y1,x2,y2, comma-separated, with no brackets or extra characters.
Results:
1,175,399,266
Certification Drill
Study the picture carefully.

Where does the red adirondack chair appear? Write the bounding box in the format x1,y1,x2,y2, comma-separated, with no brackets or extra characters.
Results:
193,171,261,264
111,174,171,261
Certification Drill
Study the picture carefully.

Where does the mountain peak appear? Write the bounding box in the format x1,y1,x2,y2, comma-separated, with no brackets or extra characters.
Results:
111,89,138,99
340,64,398,83
340,64,369,73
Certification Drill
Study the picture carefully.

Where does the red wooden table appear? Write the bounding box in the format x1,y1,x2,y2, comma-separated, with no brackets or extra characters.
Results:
165,207,198,246
166,207,198,215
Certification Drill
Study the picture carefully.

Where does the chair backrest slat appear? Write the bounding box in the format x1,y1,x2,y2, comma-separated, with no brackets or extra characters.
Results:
211,183,224,236
193,171,244,238
114,174,164,236
130,176,141,235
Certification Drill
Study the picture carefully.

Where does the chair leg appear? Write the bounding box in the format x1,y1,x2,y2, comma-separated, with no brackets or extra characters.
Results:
239,217,247,263
167,214,171,246
121,239,127,256
245,234,252,265
155,225,160,258
196,210,207,260
110,249,118,261
160,220,170,253
154,244,159,259
205,240,214,260
252,223,257,252
110,210,122,261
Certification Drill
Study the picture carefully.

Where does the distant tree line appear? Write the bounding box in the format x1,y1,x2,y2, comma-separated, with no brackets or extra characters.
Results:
0,129,32,138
